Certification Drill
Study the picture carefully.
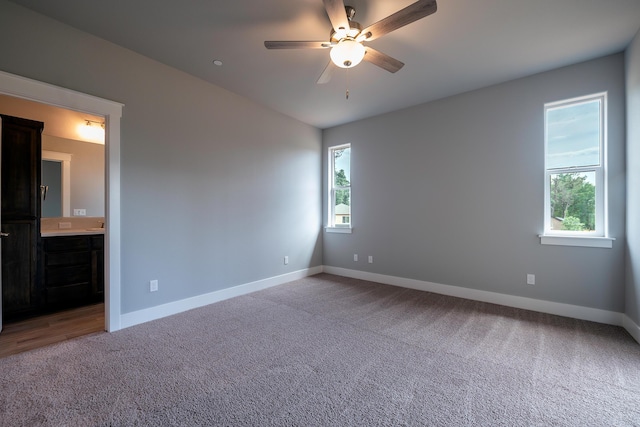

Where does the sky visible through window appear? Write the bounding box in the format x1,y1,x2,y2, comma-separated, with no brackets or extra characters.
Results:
546,99,600,172
335,147,350,182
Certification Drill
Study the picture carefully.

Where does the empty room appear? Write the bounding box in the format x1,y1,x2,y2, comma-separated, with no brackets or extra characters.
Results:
1,0,640,425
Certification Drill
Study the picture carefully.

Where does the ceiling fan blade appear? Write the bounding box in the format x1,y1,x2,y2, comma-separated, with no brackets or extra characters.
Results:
359,0,437,41
322,0,350,33
264,41,331,49
363,47,404,73
317,61,337,84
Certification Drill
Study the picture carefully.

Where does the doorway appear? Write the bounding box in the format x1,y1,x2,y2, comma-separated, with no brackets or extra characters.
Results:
0,70,122,334
0,101,105,350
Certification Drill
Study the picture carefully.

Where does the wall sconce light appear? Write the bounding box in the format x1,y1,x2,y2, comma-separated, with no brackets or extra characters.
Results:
78,119,106,144
85,119,104,128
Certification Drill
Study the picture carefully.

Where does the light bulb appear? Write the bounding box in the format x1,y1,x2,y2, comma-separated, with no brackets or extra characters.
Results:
330,39,365,69
77,121,105,144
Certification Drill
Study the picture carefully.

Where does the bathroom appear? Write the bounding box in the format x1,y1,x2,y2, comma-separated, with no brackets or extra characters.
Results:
0,94,105,325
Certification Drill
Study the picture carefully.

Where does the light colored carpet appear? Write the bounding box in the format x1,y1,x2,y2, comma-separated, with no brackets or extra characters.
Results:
1,273,639,426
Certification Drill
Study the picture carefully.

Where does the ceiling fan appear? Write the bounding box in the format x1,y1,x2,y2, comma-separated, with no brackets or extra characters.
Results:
264,0,437,84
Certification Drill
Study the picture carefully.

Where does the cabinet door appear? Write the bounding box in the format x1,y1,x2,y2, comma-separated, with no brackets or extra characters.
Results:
91,235,104,300
1,115,43,320
0,115,42,219
1,221,40,316
92,248,104,299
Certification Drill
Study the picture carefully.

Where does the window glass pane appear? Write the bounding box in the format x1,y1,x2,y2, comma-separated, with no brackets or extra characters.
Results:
329,144,351,228
549,171,596,232
334,188,350,225
546,100,600,169
334,147,350,184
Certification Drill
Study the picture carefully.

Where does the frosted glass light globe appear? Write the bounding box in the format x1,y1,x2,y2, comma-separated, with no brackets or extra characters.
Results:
330,39,365,68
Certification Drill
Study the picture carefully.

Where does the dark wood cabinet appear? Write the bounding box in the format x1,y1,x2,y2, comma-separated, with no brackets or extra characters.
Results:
91,236,104,299
1,115,43,320
42,235,104,310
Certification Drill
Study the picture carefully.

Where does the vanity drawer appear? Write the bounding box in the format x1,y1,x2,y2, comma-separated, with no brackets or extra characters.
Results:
45,251,91,267
45,264,91,287
46,283,91,305
44,236,90,252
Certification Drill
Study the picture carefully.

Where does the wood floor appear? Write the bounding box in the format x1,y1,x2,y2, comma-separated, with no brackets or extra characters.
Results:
0,303,105,358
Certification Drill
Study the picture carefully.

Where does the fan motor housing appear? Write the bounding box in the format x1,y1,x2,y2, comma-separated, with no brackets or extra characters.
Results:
330,21,362,42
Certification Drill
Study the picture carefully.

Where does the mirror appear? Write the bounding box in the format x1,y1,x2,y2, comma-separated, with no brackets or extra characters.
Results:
42,160,62,217
41,136,105,218
41,151,72,217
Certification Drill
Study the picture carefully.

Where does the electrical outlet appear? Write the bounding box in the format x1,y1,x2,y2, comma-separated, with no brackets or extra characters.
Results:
527,274,535,285
354,254,358,262
73,208,86,216
368,256,373,264
150,280,158,292
284,256,289,265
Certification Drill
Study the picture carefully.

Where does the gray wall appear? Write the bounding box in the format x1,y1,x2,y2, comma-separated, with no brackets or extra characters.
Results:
626,30,640,324
0,1,322,314
43,135,105,217
323,54,626,312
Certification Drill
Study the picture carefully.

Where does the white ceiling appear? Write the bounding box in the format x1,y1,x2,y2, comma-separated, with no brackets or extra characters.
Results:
9,0,640,129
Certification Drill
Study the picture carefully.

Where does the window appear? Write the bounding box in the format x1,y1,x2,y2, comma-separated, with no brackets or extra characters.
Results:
542,93,612,248
327,144,351,232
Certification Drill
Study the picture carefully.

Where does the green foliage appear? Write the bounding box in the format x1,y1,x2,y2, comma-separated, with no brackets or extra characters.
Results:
335,169,349,186
550,173,595,231
335,189,350,206
335,169,350,206
562,216,584,231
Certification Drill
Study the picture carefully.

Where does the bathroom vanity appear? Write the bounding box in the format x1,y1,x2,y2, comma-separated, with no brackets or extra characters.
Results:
41,231,104,310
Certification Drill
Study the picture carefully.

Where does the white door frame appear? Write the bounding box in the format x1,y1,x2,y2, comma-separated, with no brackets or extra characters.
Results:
0,70,123,332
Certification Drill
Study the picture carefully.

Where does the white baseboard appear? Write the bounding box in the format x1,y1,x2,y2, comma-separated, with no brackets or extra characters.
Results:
622,315,640,343
323,266,625,327
119,266,323,330
116,264,640,346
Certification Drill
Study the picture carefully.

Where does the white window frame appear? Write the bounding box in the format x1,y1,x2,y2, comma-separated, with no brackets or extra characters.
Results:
541,92,613,248
326,143,352,233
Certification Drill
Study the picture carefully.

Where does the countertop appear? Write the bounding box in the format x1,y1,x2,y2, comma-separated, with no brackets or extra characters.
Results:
41,228,105,237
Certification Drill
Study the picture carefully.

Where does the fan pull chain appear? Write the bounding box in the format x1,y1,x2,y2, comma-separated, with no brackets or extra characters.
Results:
346,68,350,100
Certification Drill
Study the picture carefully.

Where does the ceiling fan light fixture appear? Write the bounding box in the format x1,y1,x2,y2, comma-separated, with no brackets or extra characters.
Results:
330,39,365,68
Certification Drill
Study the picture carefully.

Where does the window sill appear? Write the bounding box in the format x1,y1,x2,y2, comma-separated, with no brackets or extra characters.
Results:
539,235,614,248
325,227,352,234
